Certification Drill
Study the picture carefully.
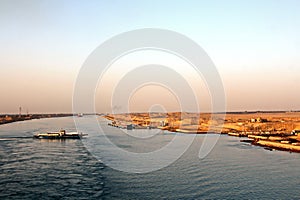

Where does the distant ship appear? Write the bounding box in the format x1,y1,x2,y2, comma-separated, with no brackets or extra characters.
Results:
33,130,86,139
77,113,83,117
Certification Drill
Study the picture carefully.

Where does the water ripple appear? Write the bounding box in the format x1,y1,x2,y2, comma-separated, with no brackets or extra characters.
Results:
1,117,300,199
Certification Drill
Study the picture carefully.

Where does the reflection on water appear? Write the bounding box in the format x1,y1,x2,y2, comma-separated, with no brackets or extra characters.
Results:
0,117,299,199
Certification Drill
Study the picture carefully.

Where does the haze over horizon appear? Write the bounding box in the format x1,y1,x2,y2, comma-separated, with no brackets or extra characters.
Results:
1,0,300,114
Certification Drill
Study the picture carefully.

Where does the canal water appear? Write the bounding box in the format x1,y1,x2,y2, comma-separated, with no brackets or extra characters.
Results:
0,116,299,199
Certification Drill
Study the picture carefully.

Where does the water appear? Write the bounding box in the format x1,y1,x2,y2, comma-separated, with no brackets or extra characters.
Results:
0,117,299,199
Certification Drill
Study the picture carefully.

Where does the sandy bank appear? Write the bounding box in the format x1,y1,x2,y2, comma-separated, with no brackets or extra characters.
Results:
255,140,300,152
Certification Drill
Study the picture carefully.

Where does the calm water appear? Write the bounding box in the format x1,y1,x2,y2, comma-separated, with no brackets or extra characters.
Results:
0,116,299,199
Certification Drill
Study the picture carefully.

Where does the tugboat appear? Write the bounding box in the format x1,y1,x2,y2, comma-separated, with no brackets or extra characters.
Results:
33,129,86,139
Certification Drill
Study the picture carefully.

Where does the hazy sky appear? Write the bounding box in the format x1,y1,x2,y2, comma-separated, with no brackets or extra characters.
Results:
0,0,300,113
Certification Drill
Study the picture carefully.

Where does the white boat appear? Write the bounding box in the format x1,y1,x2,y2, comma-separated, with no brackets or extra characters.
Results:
33,130,87,139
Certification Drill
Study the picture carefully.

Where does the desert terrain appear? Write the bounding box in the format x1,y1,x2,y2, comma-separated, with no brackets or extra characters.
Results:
104,111,300,152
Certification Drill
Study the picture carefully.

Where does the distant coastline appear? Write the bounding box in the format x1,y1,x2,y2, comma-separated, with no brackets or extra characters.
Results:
2,111,300,153
0,114,74,125
103,111,300,153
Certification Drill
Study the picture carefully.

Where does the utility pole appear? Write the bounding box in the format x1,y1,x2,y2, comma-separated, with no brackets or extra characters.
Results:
19,106,22,118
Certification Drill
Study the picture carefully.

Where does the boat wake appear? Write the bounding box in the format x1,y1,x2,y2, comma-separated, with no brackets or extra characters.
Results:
0,136,33,140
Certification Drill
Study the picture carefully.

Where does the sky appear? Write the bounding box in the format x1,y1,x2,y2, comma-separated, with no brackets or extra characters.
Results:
0,0,300,113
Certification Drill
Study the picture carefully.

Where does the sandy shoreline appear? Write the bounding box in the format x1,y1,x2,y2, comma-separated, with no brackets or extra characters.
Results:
104,111,300,133
0,114,74,125
104,111,300,153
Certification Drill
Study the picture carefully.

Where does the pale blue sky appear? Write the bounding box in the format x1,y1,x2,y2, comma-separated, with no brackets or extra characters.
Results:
0,0,299,113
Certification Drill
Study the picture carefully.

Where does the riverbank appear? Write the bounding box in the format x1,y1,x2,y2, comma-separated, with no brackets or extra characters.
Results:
253,139,300,152
0,114,74,125
103,111,300,153
104,111,300,133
